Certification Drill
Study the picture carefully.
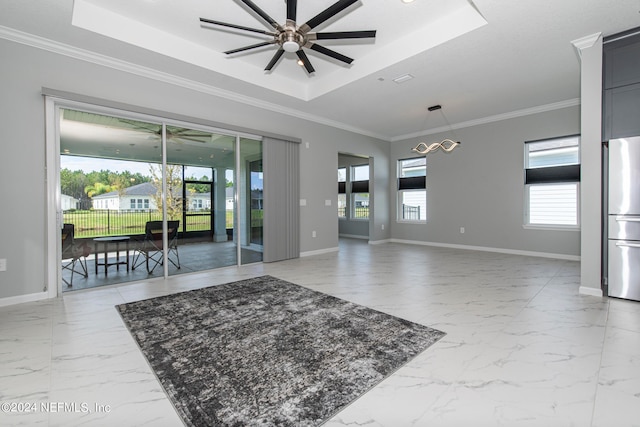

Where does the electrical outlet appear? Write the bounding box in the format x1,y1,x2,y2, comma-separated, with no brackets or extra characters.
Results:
0,258,6,272
381,224,385,230
312,231,317,238
460,227,465,234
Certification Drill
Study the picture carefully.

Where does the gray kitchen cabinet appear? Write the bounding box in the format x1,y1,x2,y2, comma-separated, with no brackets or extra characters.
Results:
604,82,640,139
603,28,640,141
604,37,640,90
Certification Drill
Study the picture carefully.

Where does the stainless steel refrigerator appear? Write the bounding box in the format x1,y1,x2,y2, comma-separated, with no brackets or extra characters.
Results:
608,136,640,301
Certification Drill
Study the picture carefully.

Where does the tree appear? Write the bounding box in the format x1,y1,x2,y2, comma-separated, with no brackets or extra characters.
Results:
60,168,88,200
186,175,211,193
149,163,183,220
84,182,115,198
60,160,154,210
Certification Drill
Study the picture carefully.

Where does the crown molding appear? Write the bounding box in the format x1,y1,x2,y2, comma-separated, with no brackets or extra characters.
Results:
390,98,581,142
0,25,585,144
571,32,602,52
0,25,387,141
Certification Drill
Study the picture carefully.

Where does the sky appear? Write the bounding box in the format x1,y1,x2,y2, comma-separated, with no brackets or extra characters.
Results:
61,156,153,176
61,155,239,182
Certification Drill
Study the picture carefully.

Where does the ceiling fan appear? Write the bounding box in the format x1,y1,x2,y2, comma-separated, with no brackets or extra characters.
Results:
118,120,211,145
200,0,376,74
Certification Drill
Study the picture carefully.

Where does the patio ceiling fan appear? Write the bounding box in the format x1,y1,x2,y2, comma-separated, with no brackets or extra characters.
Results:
200,0,376,74
118,120,210,145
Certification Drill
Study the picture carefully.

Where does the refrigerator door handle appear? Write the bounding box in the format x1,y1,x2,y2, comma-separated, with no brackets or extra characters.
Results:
616,241,640,248
615,216,640,222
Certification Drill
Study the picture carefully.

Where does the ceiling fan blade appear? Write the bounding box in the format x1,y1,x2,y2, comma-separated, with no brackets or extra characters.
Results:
118,119,162,133
265,49,285,71
225,41,275,55
240,0,281,30
199,18,276,36
172,136,209,144
287,0,297,22
300,0,358,33
308,43,353,64
314,30,377,40
296,50,315,74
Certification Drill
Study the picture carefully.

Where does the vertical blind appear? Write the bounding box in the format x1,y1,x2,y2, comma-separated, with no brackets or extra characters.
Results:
263,137,300,262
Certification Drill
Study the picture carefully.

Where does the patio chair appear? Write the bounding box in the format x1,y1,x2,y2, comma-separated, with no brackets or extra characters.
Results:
61,223,91,287
132,220,181,274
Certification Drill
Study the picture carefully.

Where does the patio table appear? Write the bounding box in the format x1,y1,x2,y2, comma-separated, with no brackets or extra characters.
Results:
93,236,130,275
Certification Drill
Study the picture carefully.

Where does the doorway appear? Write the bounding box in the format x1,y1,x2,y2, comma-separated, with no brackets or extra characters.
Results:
337,153,371,240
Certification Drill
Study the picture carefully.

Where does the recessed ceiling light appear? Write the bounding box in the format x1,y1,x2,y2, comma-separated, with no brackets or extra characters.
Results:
401,0,416,3
392,74,414,84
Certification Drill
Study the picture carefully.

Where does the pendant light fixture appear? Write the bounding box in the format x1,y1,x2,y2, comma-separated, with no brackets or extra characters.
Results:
411,105,460,154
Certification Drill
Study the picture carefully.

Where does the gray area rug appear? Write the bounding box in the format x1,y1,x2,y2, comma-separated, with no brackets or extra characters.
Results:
117,275,445,427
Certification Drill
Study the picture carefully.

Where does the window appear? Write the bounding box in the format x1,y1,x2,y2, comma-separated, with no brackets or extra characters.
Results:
338,167,346,218
397,158,427,221
130,199,136,210
524,135,580,227
351,164,369,219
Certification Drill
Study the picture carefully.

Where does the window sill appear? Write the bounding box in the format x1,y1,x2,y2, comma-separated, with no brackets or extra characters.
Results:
396,219,427,224
523,224,580,231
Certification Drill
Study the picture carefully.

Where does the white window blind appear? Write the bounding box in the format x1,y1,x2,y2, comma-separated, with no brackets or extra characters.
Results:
528,183,577,225
524,135,580,227
397,157,427,221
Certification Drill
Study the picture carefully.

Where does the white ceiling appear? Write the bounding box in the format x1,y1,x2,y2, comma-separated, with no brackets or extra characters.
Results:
1,0,639,140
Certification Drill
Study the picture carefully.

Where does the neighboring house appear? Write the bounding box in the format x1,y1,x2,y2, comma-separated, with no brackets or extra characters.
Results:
91,182,211,211
226,187,233,210
188,192,212,211
223,187,262,210
61,194,79,211
91,182,158,211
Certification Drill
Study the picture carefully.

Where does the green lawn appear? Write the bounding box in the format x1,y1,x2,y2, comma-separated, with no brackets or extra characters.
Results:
64,209,259,238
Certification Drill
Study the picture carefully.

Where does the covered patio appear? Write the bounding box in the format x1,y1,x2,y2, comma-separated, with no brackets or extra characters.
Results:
61,240,263,291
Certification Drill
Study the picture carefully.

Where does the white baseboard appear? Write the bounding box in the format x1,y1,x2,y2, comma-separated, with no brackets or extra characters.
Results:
338,234,369,240
368,239,392,245
300,246,339,257
579,286,604,297
388,239,581,261
0,291,50,307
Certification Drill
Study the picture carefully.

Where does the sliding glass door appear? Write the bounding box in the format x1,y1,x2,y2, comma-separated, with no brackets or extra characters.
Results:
57,106,262,292
240,137,263,265
166,125,239,276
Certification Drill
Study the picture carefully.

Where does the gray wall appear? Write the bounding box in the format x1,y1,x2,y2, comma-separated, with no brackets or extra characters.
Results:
0,38,390,300
0,36,581,302
390,106,581,257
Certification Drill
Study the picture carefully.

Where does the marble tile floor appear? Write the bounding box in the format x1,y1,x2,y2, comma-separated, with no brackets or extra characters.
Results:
2,239,640,426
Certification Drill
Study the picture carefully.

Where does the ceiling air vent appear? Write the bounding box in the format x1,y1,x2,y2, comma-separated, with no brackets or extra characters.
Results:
392,74,414,84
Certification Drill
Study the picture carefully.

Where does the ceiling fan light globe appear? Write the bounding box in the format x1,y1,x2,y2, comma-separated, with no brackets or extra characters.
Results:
283,41,299,52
